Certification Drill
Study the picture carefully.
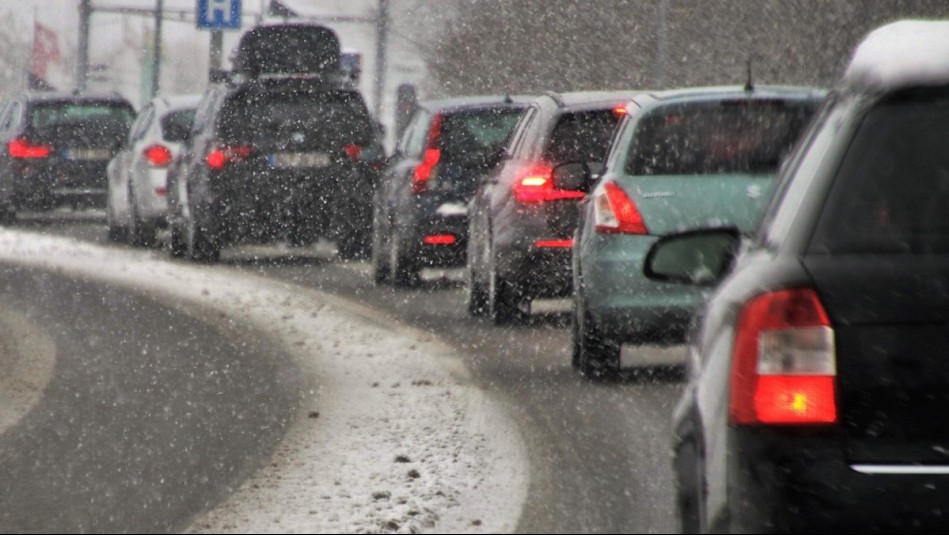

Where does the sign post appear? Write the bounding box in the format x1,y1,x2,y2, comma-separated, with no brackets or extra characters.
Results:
196,0,242,79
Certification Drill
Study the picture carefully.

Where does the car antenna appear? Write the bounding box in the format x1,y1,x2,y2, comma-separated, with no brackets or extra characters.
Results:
504,94,513,104
744,57,755,93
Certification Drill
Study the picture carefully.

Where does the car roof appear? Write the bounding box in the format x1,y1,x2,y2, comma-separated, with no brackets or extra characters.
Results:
623,85,826,111
841,20,949,93
417,95,534,114
21,91,134,105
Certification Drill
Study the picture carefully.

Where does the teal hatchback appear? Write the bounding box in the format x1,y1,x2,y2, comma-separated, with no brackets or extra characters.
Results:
569,86,825,377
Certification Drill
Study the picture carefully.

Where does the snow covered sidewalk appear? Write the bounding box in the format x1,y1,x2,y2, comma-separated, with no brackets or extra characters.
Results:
0,229,529,533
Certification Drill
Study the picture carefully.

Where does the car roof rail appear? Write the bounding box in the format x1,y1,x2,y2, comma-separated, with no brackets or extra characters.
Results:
543,91,566,107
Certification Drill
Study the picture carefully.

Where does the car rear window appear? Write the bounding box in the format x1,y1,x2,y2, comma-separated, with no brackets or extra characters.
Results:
433,106,524,189
625,99,817,176
811,89,949,255
543,109,620,164
160,109,196,143
30,102,135,130
218,89,373,146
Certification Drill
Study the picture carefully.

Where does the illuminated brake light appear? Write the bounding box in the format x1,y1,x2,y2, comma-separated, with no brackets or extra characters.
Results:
594,181,648,234
730,288,837,426
534,239,573,248
412,114,443,195
513,163,585,203
8,138,52,159
613,104,628,117
344,144,363,160
423,234,456,245
206,145,252,169
144,144,172,168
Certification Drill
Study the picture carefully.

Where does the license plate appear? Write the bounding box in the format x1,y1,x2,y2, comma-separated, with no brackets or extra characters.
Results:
268,152,331,168
64,148,111,161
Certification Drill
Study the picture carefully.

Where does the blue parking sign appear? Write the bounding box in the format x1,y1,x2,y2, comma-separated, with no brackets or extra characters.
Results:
197,0,241,30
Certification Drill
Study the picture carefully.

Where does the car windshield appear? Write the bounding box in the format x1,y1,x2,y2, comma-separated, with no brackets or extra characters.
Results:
626,100,817,176
30,102,134,130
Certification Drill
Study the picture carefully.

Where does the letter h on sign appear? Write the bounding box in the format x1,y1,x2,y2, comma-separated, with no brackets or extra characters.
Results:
197,0,241,30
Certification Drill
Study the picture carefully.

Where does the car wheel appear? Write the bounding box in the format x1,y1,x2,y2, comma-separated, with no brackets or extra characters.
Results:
488,246,526,325
673,433,707,534
574,290,620,378
183,200,220,263
370,206,391,285
390,233,420,288
128,188,156,248
106,190,128,243
169,215,187,258
466,261,489,317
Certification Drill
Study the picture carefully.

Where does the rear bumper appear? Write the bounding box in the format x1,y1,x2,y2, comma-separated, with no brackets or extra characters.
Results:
724,427,949,532
9,159,109,208
495,240,573,299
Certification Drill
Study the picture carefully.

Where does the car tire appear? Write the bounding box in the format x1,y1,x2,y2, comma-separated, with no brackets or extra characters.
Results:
673,433,707,534
390,234,420,288
488,248,526,325
106,192,128,243
338,225,372,260
573,291,620,378
466,262,489,317
169,217,187,258
183,200,220,263
370,206,391,285
128,189,156,248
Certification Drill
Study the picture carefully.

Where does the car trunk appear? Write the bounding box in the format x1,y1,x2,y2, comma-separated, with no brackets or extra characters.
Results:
805,255,949,465
617,173,776,235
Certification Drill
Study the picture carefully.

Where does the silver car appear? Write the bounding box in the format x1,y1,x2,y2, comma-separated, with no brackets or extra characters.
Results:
106,95,200,246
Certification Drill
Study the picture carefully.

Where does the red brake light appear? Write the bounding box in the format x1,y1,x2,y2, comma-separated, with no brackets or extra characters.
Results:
8,138,52,159
206,145,252,170
144,144,172,168
613,104,628,117
423,234,456,245
344,144,363,160
513,163,585,203
730,288,837,426
593,181,648,234
412,114,443,195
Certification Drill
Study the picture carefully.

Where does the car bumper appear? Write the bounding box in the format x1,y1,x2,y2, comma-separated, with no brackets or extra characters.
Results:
10,159,109,208
581,233,706,343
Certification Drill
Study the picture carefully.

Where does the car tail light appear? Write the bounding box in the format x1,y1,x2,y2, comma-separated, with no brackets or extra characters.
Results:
729,288,837,426
206,144,252,170
144,144,172,168
534,239,573,248
593,181,648,234
513,163,585,203
344,144,363,160
613,104,628,117
412,114,443,194
8,138,52,159
423,234,456,245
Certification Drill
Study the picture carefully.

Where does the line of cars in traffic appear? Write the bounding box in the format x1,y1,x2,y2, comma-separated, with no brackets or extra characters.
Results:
3,17,949,532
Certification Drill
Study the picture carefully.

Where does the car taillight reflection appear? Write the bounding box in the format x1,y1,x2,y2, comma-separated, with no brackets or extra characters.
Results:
8,138,52,159
206,145,253,169
730,288,838,426
144,144,172,168
513,163,584,203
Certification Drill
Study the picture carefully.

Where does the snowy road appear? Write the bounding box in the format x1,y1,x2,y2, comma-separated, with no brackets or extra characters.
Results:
0,224,527,533
9,215,685,533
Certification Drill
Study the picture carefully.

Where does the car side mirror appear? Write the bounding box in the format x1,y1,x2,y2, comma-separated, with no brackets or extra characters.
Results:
552,162,592,193
643,227,742,286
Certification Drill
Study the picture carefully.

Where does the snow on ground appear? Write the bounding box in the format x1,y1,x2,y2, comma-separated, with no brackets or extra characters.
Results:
0,228,529,534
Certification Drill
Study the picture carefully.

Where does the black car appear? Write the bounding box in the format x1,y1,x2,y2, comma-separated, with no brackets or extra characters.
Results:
466,91,636,323
0,91,135,219
645,20,949,533
167,75,384,262
371,96,530,286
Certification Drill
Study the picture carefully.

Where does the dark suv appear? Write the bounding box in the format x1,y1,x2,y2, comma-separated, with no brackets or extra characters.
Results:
371,96,529,286
167,75,384,261
466,91,636,323
0,91,135,219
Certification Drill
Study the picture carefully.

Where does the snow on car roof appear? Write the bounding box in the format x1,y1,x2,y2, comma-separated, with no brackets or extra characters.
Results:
843,20,949,92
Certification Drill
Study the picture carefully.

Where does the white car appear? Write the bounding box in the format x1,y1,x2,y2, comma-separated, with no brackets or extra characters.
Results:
106,95,200,246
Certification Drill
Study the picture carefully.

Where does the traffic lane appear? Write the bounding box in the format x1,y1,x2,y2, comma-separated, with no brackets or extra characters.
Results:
42,220,683,532
0,265,304,533
234,260,684,534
